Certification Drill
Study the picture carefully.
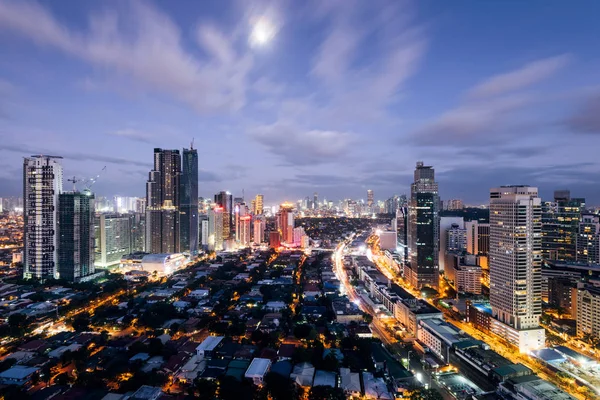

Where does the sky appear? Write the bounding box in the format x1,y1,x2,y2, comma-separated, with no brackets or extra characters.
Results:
1,0,600,206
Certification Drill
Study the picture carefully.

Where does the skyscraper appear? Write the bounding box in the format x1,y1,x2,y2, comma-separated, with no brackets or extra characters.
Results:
239,215,252,247
253,217,265,244
277,203,295,244
489,186,545,352
208,205,223,251
23,155,63,280
577,214,600,264
541,190,584,262
57,191,95,281
406,162,440,290
465,220,490,256
313,192,318,210
146,148,181,254
254,194,264,215
95,214,132,269
214,191,233,239
367,190,374,207
180,146,199,255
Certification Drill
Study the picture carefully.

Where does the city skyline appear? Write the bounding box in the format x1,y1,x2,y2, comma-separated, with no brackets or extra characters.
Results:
1,1,600,204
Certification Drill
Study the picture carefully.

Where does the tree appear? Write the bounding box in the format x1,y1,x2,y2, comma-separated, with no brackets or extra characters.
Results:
194,378,217,400
218,375,256,400
8,313,29,334
263,372,301,400
308,386,345,400
71,313,91,332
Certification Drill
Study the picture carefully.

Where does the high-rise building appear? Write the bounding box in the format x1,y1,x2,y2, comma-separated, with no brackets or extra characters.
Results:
254,194,264,215
208,206,223,251
313,192,318,210
577,214,600,264
253,217,265,244
277,203,295,244
447,223,467,252
396,206,408,265
574,285,600,339
23,155,63,280
214,191,233,239
180,146,199,255
542,190,584,262
439,217,463,271
367,190,374,207
269,231,281,248
200,217,209,250
446,199,464,211
465,221,490,256
239,215,252,247
146,148,181,254
489,186,545,352
129,212,146,253
57,191,95,281
95,214,132,269
406,162,440,290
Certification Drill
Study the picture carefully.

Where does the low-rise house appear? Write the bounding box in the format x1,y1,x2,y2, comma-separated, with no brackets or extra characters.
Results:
245,357,272,385
313,370,336,388
196,336,224,358
340,368,361,397
0,365,39,386
291,362,315,387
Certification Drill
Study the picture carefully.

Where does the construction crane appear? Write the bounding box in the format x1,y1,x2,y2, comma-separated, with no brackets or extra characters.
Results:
67,176,81,191
85,166,107,190
65,166,107,193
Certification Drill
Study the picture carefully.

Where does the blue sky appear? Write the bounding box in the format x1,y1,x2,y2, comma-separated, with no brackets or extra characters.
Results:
1,0,600,206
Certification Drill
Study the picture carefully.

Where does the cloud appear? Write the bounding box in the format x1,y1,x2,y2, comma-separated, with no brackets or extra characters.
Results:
412,54,571,147
250,122,355,165
309,1,426,124
199,170,221,183
468,54,570,98
108,129,153,143
0,1,252,113
412,95,531,146
566,92,600,134
0,143,150,167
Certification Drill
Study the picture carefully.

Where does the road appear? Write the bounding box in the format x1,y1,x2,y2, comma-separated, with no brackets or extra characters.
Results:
333,241,454,400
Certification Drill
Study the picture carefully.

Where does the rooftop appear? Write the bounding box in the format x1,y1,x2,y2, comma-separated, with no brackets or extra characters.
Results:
245,357,271,377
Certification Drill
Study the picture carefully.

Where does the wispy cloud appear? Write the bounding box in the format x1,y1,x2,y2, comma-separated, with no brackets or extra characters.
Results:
566,91,600,134
108,129,154,143
468,54,570,99
0,1,253,113
412,54,570,147
250,121,356,166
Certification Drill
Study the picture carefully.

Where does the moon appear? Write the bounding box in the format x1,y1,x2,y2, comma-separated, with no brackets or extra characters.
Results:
250,17,276,47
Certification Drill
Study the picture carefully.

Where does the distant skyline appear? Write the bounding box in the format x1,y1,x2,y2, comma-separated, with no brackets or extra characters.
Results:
1,1,600,205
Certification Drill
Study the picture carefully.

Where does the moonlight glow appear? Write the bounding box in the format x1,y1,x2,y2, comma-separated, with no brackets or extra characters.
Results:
250,17,276,47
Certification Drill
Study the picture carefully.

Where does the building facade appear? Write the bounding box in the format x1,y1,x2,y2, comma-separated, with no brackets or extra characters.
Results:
23,155,63,280
575,285,600,338
146,148,181,254
95,214,132,269
541,190,584,262
465,220,490,256
214,191,233,240
57,191,95,281
406,162,440,290
576,214,600,264
253,217,265,244
277,203,294,244
180,147,199,255
489,186,544,352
